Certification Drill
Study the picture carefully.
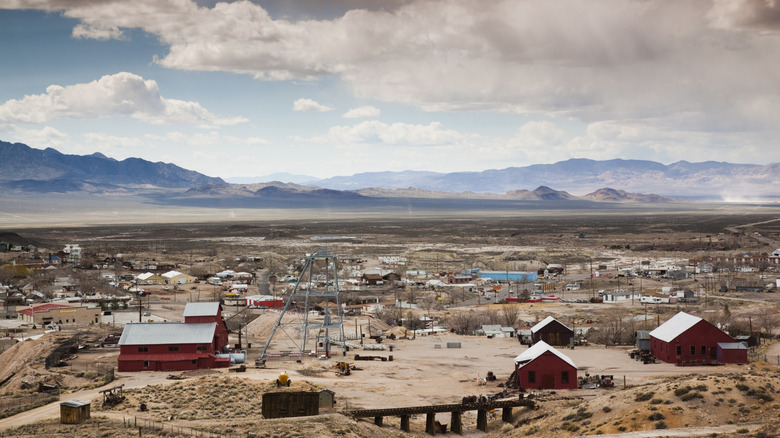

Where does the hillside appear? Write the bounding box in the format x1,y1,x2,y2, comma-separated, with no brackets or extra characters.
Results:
0,141,224,190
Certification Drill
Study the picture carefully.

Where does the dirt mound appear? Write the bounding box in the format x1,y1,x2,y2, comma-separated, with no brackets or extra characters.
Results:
505,369,780,437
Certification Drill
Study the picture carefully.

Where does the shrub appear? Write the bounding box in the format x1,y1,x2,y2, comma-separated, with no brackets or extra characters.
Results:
601,406,612,413
561,423,580,432
736,384,749,391
635,392,655,402
648,412,665,421
674,386,691,397
655,421,668,429
681,392,703,401
650,399,663,405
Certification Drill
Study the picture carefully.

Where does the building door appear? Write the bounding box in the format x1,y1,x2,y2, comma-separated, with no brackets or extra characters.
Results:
541,374,555,389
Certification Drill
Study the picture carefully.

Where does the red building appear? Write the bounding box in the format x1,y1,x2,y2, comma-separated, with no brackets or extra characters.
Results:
514,341,577,390
649,311,743,365
182,302,229,348
530,316,574,346
117,302,231,372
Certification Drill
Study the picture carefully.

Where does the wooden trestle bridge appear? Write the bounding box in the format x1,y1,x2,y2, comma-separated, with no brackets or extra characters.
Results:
349,398,536,435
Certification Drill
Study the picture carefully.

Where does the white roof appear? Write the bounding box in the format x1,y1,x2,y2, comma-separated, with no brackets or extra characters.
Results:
118,322,216,345
136,272,157,280
514,341,576,369
530,316,568,333
717,342,747,350
649,311,701,343
183,302,221,317
162,270,184,278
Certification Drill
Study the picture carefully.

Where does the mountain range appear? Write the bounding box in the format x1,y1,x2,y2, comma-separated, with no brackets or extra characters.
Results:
309,159,780,199
1,141,777,206
0,141,223,191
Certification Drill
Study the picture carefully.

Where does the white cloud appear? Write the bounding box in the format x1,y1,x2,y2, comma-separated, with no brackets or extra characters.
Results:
308,120,467,146
292,98,334,112
0,72,246,126
11,1,778,132
6,0,780,167
72,23,124,40
6,125,70,151
342,106,381,118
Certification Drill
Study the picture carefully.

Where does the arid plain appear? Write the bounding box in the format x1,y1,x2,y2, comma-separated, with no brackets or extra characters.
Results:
2,204,780,437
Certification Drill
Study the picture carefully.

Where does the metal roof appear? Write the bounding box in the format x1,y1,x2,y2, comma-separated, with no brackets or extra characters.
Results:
530,316,569,333
514,341,576,369
118,322,216,345
648,311,701,343
717,342,747,350
183,302,220,317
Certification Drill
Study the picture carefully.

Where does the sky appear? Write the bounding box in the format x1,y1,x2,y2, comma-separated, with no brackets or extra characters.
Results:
1,0,779,181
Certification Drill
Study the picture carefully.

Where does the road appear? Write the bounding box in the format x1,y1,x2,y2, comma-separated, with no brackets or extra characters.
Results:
0,373,174,432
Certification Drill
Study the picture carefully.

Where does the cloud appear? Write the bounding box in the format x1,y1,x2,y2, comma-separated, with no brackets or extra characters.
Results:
292,98,334,112
7,0,780,162
0,72,246,126
308,120,467,146
342,106,381,118
707,0,780,31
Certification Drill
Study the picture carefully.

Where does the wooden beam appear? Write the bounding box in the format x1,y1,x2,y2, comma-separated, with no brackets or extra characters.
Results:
426,412,436,435
477,409,488,432
450,411,462,435
502,406,512,422
400,415,410,432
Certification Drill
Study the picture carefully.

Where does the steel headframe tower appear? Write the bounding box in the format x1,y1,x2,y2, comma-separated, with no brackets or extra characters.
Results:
257,247,346,365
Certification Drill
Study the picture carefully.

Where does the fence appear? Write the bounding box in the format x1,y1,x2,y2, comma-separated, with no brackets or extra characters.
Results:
0,390,60,419
2,416,228,437
120,416,227,437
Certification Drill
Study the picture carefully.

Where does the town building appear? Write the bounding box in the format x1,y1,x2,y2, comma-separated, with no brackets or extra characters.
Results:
514,341,577,390
116,302,231,372
530,316,574,346
649,311,745,365
17,303,100,326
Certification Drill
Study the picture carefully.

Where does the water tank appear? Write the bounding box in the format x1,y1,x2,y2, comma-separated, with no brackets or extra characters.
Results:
216,351,247,364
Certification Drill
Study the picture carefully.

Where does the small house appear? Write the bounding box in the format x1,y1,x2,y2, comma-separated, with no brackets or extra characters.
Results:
649,311,739,365
60,400,90,424
530,316,573,346
717,342,748,364
514,341,577,390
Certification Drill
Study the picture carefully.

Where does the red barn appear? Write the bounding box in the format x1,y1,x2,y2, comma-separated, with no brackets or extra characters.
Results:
182,302,229,350
649,311,739,365
514,341,577,390
530,316,574,346
117,302,231,372
717,342,748,364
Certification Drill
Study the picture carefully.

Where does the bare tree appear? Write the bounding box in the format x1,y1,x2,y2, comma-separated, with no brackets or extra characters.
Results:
446,310,481,335
755,305,780,338
500,304,522,327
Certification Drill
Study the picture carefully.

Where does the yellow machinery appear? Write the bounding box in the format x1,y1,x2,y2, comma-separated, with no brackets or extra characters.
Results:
276,371,291,387
334,361,352,376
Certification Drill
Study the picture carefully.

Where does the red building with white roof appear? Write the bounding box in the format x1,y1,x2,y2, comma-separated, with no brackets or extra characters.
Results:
117,302,231,372
514,341,577,390
649,311,745,365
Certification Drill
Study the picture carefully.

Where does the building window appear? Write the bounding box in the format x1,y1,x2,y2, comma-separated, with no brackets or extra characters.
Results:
197,346,206,351
561,371,569,384
192,360,197,364
528,371,536,383
169,346,179,352
701,346,706,355
676,345,682,355
138,347,148,352
690,346,696,355
143,361,149,368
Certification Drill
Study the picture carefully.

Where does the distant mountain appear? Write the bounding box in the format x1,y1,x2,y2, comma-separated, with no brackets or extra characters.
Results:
225,172,320,185
0,141,224,191
313,158,780,198
582,188,674,203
